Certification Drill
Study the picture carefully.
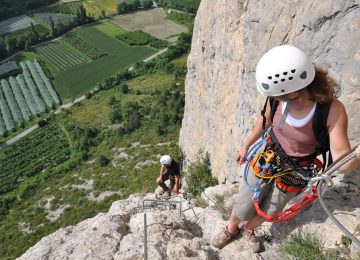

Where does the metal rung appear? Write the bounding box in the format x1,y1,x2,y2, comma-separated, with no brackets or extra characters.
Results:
142,199,182,217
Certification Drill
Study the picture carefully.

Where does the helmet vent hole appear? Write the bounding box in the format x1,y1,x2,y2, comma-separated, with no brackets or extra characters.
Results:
281,89,285,93
268,76,272,80
291,69,296,73
274,81,278,84
275,74,280,77
283,72,288,75
300,71,307,79
281,79,285,82
289,77,293,80
262,83,269,90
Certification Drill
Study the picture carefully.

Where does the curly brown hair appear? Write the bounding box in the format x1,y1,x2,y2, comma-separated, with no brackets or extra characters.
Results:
306,65,336,104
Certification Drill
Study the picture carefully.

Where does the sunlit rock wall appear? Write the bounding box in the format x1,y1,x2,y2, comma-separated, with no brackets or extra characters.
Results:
180,0,360,182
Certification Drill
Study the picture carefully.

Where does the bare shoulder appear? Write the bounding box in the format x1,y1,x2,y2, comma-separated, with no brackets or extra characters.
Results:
327,98,348,127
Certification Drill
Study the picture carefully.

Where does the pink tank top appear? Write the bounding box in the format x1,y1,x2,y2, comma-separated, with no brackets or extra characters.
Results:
272,102,318,157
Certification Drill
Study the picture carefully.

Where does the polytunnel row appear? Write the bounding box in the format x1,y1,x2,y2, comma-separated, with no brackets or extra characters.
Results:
0,60,60,136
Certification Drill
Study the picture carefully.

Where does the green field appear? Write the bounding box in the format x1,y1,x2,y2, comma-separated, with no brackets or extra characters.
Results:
93,21,127,37
52,25,156,100
37,41,89,72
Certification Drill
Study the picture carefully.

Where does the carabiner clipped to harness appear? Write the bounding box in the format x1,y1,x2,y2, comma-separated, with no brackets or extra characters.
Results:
242,128,322,223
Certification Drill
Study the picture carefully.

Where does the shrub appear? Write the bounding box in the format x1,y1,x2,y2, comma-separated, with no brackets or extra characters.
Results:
281,232,325,259
38,119,48,127
119,83,129,94
98,155,110,167
185,153,218,196
107,96,116,107
85,92,93,99
109,107,122,123
116,30,168,49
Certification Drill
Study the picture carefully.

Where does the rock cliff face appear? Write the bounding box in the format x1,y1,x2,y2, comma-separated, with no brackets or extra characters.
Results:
180,0,360,182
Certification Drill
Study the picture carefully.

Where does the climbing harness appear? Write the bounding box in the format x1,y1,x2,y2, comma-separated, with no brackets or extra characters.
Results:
243,128,323,222
244,136,360,247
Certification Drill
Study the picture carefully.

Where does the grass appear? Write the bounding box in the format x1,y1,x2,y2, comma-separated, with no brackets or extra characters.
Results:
127,73,174,92
194,196,208,208
52,25,156,101
280,232,348,259
14,51,40,62
213,194,231,220
68,72,174,126
94,21,128,37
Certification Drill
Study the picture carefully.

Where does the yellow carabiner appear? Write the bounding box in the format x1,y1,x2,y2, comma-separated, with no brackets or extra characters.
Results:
262,150,275,164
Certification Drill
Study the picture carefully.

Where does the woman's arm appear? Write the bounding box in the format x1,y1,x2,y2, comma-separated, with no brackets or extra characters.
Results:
236,99,273,164
327,99,360,173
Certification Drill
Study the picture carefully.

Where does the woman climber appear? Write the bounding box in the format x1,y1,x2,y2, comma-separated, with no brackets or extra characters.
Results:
212,45,360,252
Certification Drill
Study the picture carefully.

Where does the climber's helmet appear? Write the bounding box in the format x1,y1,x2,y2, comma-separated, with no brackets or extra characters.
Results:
255,45,315,97
160,155,172,165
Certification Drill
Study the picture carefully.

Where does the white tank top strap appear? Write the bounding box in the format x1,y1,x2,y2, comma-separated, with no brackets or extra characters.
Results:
281,101,317,128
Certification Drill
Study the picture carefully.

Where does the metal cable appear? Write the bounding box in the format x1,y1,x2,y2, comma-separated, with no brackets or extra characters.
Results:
317,147,360,249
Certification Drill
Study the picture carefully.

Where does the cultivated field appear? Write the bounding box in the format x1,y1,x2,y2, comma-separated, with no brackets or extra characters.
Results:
0,15,37,35
112,8,188,43
0,122,70,194
53,25,156,99
33,12,76,28
0,61,59,136
36,42,89,72
83,0,118,18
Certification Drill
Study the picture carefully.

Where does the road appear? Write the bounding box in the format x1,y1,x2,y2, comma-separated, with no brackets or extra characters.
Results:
0,124,39,149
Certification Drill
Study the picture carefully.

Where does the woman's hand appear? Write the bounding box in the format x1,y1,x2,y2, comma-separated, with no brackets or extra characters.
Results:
355,145,360,161
236,147,249,165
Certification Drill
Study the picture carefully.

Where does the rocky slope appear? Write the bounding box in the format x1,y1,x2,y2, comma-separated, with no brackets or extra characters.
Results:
180,0,360,182
18,178,360,259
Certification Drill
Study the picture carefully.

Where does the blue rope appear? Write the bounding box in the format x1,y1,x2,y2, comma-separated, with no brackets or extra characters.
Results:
243,131,271,199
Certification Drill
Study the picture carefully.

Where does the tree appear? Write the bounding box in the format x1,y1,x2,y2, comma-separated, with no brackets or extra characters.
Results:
141,0,153,8
122,101,142,133
76,5,87,24
0,38,7,58
101,9,106,18
24,40,30,51
118,2,130,14
107,95,116,106
98,155,110,167
119,83,129,94
49,15,55,36
130,0,141,9
16,34,26,50
4,35,15,53
109,107,122,123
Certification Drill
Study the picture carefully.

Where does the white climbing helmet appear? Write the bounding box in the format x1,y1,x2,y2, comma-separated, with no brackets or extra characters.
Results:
255,45,315,96
160,155,172,165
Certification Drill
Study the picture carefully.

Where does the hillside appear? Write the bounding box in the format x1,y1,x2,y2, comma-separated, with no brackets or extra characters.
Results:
0,5,193,258
2,0,360,259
